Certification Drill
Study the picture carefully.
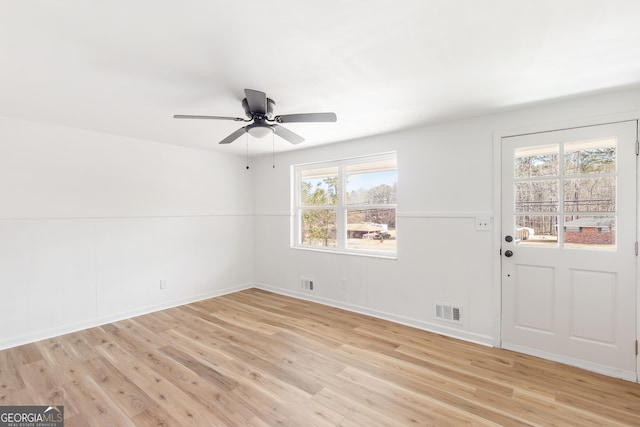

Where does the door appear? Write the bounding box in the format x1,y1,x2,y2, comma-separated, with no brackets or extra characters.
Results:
501,120,637,381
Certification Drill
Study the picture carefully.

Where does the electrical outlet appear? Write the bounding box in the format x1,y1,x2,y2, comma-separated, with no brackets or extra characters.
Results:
475,217,492,231
160,280,167,290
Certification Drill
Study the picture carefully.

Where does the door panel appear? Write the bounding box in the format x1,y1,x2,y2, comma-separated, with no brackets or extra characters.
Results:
514,264,555,332
501,121,637,381
570,269,616,344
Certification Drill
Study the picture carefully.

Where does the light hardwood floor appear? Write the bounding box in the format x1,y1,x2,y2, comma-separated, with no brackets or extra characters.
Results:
1,288,639,426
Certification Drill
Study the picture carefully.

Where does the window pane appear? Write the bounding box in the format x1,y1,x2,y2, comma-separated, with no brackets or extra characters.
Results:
346,169,397,205
515,144,558,178
515,215,558,246
564,138,616,175
515,180,558,212
301,209,337,247
564,215,615,250
300,167,338,206
346,208,396,252
563,177,616,212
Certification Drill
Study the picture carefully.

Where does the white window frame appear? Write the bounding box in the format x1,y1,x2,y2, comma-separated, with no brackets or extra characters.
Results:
291,152,397,258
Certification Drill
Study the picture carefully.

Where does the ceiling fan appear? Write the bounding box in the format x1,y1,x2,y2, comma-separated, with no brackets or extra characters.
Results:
174,88,337,145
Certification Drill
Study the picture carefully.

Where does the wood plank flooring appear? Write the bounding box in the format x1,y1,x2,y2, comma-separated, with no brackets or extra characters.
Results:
1,288,639,426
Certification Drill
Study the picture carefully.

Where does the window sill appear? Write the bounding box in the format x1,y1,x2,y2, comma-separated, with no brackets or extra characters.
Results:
291,245,398,260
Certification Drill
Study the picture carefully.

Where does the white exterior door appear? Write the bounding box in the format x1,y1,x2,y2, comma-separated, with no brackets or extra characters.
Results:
501,121,638,381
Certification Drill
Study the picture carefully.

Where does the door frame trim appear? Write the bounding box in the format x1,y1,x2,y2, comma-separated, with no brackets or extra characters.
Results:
492,111,640,381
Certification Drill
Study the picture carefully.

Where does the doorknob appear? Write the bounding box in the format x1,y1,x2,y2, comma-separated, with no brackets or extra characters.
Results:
504,250,513,257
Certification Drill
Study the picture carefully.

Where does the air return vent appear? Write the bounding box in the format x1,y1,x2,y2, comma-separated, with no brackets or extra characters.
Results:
300,277,314,291
435,303,462,324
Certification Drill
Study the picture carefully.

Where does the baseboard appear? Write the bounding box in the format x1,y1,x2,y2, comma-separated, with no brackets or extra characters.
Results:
253,282,494,347
0,283,253,351
502,342,637,382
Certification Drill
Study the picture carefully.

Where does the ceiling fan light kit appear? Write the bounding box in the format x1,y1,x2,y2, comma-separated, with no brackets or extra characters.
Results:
174,89,337,145
247,124,273,138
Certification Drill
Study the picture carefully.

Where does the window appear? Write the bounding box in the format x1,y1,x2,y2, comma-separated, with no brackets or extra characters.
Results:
292,152,397,257
514,138,617,249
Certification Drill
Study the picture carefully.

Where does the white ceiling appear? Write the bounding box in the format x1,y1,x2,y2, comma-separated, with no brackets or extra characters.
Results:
2,1,640,156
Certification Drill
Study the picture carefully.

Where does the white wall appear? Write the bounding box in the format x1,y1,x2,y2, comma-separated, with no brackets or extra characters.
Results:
252,87,640,346
3,87,640,352
0,116,254,349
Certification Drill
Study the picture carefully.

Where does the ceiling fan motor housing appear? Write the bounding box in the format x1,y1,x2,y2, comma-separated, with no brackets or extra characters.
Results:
242,97,275,120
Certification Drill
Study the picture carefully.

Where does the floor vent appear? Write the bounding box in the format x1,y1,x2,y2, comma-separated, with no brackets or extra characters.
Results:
300,277,314,291
435,303,462,324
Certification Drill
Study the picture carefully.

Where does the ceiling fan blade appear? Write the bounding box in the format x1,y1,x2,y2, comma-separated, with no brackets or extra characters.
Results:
273,124,305,145
174,114,246,121
244,89,267,115
274,112,337,123
219,127,248,144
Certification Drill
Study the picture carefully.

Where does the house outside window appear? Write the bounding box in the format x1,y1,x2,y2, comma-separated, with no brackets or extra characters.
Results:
292,152,397,257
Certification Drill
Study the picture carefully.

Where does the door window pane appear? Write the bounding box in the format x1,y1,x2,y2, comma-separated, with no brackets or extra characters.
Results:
564,215,615,250
515,215,558,246
564,139,616,175
516,180,559,212
564,177,616,212
515,144,559,178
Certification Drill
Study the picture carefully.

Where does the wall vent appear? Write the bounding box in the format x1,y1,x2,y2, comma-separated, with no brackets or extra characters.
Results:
300,277,314,291
435,303,462,324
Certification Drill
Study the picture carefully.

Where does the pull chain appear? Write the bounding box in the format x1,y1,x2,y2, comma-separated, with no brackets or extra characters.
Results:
245,132,250,170
272,130,276,169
